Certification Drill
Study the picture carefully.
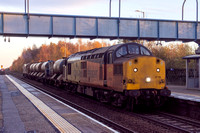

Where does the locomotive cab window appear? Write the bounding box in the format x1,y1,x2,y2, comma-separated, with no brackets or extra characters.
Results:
99,53,104,58
116,46,127,57
128,45,139,55
91,55,95,59
141,47,151,55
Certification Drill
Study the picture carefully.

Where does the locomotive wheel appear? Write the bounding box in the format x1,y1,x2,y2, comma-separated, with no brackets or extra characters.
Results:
111,93,126,107
126,97,135,111
67,84,77,93
94,90,110,103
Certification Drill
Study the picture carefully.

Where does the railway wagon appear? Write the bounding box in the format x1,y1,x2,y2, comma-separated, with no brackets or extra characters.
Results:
23,63,31,77
28,63,38,79
40,60,54,83
49,59,66,86
64,43,171,107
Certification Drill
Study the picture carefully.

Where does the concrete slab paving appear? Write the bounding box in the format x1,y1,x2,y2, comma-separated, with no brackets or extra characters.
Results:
7,75,117,133
0,75,58,133
168,85,200,102
0,75,26,133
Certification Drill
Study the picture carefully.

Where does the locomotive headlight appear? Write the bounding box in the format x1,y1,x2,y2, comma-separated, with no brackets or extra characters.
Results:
156,68,160,72
134,68,138,72
145,77,151,83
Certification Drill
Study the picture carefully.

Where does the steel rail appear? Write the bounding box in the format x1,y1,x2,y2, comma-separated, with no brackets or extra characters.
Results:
12,73,200,133
12,74,135,133
134,111,200,133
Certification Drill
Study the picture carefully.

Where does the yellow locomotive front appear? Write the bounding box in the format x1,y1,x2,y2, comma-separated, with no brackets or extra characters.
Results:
124,57,166,91
121,54,170,106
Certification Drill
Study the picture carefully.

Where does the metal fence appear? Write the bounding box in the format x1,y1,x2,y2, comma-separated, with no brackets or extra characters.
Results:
166,69,186,85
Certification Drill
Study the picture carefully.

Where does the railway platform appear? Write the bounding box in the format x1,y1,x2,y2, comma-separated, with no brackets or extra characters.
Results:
0,75,117,133
168,85,200,102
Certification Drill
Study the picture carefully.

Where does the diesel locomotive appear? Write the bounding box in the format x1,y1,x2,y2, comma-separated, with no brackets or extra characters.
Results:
23,43,171,108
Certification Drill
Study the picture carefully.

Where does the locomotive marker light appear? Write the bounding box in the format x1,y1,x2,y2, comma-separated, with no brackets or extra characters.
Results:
146,77,151,83
128,79,133,83
133,68,138,72
156,68,160,72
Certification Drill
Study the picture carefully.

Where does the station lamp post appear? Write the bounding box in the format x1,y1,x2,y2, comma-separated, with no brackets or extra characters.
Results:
25,0,30,19
135,10,145,45
109,0,121,19
109,0,111,17
182,0,186,20
182,0,198,24
119,0,121,19
135,10,145,18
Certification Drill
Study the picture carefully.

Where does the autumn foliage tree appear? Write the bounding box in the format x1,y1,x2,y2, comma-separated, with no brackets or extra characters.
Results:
123,40,195,69
10,39,111,72
146,42,195,69
10,39,196,72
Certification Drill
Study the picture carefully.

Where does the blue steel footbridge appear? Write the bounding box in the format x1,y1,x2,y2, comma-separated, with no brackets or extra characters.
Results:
0,12,200,44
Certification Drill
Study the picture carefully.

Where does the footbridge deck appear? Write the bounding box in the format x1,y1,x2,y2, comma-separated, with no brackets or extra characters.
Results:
0,12,200,43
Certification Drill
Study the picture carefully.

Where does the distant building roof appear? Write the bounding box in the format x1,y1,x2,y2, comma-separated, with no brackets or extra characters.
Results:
183,55,200,59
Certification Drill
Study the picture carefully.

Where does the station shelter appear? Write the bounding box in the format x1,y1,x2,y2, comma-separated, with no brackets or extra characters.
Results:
183,55,200,90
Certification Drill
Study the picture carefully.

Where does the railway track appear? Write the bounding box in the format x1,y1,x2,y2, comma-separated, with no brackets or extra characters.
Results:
136,112,200,133
11,74,134,133
11,73,200,133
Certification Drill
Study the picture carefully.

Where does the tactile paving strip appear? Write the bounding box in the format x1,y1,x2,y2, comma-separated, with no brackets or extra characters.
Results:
6,75,81,133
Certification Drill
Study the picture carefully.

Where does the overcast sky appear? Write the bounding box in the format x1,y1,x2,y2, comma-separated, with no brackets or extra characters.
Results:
0,0,199,68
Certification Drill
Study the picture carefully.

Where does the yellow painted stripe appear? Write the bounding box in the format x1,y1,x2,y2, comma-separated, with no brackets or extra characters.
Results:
6,75,81,133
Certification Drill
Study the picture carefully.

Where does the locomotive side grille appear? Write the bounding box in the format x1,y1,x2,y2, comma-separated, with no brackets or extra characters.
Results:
83,70,87,77
99,66,103,80
114,64,123,75
81,62,87,69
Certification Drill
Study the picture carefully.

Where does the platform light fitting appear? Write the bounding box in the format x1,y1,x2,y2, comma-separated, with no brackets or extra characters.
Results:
4,37,10,42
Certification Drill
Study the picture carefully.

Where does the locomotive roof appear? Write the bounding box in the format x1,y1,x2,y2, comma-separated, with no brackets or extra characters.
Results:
183,54,200,59
68,43,144,62
69,43,140,57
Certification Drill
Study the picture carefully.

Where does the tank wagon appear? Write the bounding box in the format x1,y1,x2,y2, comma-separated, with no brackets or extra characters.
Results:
50,59,66,87
23,43,171,108
23,63,31,77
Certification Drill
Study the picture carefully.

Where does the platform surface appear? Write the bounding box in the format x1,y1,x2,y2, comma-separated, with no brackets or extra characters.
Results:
0,75,117,133
168,85,200,102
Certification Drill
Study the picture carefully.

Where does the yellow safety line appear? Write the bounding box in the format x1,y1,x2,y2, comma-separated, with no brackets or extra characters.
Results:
6,75,81,133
